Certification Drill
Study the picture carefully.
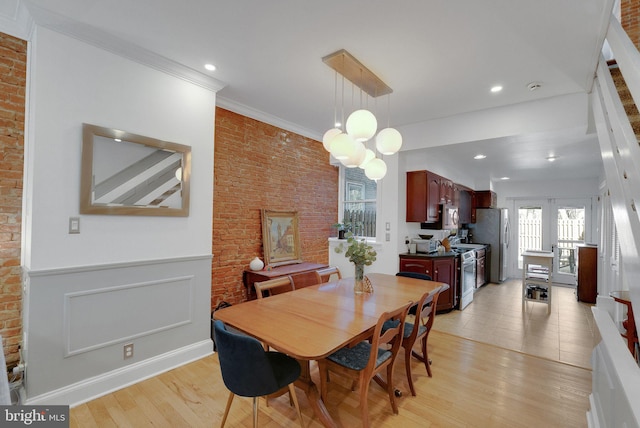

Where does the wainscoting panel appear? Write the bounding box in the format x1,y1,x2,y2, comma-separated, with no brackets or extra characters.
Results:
64,275,194,356
24,255,212,404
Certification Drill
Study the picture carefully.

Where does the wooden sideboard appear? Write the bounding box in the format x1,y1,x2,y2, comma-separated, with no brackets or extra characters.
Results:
577,244,597,303
243,262,328,300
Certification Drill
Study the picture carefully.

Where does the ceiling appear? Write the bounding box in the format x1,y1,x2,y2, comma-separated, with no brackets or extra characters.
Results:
20,0,614,184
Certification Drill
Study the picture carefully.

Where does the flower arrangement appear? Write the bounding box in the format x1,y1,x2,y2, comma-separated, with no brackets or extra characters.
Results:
335,232,377,294
334,232,377,266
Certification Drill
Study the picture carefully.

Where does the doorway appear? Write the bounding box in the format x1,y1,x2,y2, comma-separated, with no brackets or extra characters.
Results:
512,198,592,285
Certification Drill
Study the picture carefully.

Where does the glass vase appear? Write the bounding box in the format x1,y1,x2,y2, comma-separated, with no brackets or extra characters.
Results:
354,263,365,294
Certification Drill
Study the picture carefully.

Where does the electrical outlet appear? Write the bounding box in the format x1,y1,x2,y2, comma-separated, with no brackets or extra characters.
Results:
123,343,134,359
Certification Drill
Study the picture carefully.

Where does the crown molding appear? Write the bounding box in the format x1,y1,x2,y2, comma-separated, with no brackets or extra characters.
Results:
23,1,226,93
216,96,322,142
0,0,34,40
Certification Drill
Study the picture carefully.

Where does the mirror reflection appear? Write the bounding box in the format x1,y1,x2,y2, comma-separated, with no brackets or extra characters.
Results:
80,124,191,216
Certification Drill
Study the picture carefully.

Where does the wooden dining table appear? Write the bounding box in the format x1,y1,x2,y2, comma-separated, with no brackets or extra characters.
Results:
213,272,448,427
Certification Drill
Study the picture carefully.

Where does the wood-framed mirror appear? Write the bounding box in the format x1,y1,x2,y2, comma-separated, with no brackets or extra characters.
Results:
80,123,191,216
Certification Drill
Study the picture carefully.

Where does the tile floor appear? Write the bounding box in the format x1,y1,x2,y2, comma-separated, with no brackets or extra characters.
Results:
433,278,600,369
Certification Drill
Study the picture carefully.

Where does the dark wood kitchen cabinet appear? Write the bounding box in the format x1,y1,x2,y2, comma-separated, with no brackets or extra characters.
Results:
439,178,454,204
475,190,497,208
399,255,457,313
433,257,457,312
475,247,486,288
399,256,433,277
406,170,441,222
576,244,597,303
457,187,472,224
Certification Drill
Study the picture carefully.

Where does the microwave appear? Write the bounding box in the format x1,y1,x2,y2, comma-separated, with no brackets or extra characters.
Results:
420,204,459,230
412,238,438,253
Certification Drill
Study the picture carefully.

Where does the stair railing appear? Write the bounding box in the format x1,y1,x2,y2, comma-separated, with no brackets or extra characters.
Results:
588,13,640,427
593,14,640,325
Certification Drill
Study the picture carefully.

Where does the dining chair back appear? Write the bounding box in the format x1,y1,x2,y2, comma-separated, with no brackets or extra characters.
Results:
288,270,322,290
396,271,432,281
317,266,342,283
213,320,304,428
318,301,412,427
254,277,294,299
396,271,433,315
396,283,449,396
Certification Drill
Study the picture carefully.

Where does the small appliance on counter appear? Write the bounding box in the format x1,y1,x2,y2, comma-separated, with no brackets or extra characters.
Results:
411,237,437,253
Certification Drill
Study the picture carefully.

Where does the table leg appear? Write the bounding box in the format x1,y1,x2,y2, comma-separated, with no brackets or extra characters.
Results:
295,360,339,428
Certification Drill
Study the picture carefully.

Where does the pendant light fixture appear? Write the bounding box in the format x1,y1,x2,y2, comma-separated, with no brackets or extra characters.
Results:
321,49,402,181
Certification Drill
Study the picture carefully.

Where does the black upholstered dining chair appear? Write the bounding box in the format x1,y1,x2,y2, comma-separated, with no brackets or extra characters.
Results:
213,320,305,428
396,271,432,281
395,271,433,316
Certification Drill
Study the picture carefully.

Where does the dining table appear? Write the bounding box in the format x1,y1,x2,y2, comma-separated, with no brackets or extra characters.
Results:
213,272,448,427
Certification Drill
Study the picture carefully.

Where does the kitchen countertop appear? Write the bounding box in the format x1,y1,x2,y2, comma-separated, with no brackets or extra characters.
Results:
399,251,459,258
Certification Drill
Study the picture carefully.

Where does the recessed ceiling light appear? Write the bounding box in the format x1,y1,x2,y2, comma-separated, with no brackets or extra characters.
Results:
500,176,510,180
204,63,216,71
474,154,486,160
546,155,558,162
490,85,503,93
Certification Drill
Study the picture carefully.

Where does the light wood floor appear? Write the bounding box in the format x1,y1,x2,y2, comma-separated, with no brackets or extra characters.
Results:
70,280,595,427
435,279,599,369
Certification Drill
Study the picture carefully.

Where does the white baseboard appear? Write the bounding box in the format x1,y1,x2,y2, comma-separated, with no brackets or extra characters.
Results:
24,339,213,406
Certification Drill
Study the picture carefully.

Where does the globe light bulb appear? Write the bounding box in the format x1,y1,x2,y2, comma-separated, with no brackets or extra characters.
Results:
375,127,403,155
330,133,357,160
346,109,377,142
322,128,342,152
364,158,387,181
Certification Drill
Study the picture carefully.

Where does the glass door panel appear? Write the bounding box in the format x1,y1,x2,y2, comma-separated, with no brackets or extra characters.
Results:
516,204,543,270
553,200,589,285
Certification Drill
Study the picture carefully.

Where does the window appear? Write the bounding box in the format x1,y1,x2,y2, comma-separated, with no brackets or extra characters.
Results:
341,167,377,237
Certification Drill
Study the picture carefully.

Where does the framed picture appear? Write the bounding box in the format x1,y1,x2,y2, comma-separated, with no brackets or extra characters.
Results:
261,209,302,267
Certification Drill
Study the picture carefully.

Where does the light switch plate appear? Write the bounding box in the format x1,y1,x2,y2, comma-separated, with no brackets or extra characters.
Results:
69,217,80,234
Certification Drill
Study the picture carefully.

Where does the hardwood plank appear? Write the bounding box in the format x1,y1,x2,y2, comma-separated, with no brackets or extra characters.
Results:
70,331,591,427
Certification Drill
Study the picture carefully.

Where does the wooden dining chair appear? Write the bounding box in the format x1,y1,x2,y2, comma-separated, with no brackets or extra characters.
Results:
288,270,322,290
254,277,294,299
318,302,412,427
214,320,304,428
391,284,448,396
317,266,342,283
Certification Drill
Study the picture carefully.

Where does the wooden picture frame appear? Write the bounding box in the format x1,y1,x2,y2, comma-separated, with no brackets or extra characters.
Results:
261,209,302,267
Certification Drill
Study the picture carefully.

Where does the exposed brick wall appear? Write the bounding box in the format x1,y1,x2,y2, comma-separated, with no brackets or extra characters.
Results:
0,33,26,368
212,108,338,307
622,0,640,50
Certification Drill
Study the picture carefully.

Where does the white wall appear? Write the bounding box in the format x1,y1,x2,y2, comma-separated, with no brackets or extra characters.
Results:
21,27,216,404
24,28,215,270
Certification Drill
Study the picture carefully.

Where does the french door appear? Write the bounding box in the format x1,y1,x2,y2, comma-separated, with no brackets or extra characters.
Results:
512,198,592,285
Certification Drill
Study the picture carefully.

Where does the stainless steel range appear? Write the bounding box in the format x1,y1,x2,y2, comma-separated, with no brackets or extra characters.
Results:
453,247,476,310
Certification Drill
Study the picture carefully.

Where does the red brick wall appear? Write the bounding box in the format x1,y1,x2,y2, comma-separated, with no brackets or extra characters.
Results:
212,108,338,307
622,0,640,49
0,33,26,367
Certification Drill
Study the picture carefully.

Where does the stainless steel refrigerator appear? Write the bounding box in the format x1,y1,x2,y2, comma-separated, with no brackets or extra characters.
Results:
468,208,510,283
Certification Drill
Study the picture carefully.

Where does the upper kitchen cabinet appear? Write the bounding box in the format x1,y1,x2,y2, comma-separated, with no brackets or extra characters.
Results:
439,178,454,205
406,170,441,222
456,185,473,224
474,190,497,208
